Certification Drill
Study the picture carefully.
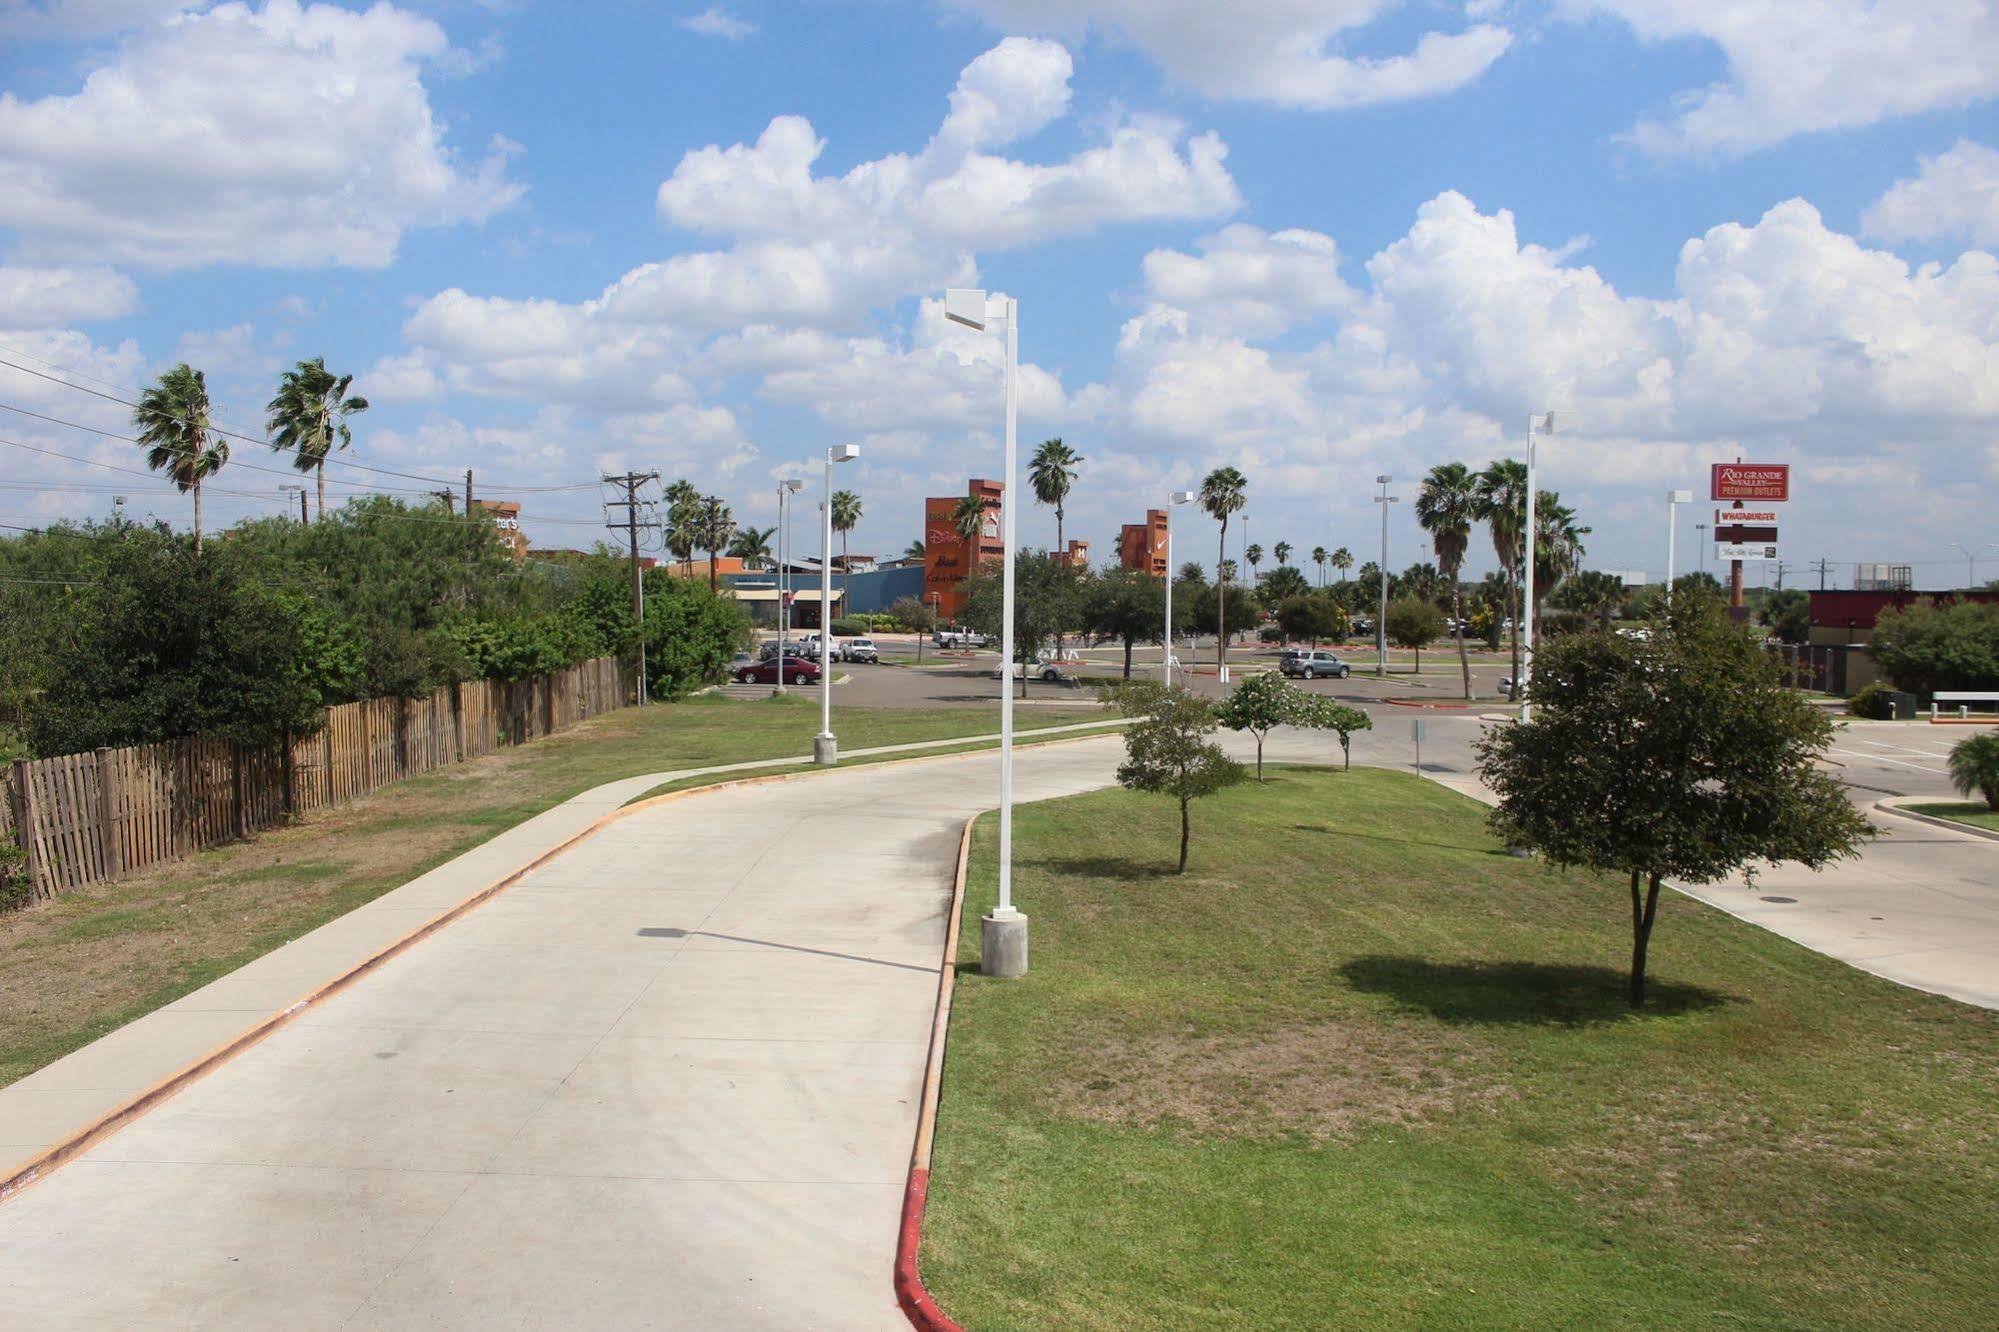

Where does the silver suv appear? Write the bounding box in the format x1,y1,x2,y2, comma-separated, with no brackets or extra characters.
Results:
1280,648,1351,680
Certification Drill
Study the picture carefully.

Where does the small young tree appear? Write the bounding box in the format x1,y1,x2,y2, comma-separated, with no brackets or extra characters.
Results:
1474,599,1870,1007
1385,597,1445,671
1290,694,1372,769
1105,681,1244,873
1214,670,1302,780
1949,732,1999,810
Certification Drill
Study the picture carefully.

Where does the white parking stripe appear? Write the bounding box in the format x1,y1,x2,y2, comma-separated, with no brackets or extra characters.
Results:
1828,747,1947,774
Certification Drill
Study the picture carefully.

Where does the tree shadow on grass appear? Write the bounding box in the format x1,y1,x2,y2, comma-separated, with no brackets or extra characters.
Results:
1039,855,1180,881
1340,955,1734,1026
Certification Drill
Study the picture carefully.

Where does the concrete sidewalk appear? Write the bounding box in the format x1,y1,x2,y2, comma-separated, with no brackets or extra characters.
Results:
0,730,1170,1330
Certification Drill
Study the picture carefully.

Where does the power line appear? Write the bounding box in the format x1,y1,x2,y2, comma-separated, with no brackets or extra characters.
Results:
603,470,662,704
0,355,598,493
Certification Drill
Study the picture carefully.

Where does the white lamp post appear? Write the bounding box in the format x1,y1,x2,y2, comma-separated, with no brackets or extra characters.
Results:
944,285,1028,979
1373,475,1397,677
814,444,860,764
1163,490,1196,683
776,477,803,695
1665,488,1693,609
1521,412,1559,723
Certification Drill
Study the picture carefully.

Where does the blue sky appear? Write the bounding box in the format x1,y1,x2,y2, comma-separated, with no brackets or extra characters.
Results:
2,1,1997,585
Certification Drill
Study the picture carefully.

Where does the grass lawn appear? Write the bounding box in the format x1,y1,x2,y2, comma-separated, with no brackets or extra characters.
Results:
1905,801,1999,833
0,694,1088,1089
925,766,1999,1330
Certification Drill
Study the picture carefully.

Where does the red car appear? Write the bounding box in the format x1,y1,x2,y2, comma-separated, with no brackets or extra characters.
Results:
736,654,820,685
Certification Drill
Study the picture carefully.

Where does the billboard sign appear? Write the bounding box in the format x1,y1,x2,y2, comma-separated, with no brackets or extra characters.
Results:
1715,542,1779,560
1713,524,1778,544
1711,463,1789,502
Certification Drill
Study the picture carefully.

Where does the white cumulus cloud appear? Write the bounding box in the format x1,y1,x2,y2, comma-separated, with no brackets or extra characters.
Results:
1864,139,1999,247
0,0,524,270
0,265,138,328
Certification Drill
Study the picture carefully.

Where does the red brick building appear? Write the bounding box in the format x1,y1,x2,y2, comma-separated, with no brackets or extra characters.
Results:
1118,509,1169,576
923,479,1004,619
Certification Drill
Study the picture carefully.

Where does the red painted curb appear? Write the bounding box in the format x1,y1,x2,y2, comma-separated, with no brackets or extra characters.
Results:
895,1168,963,1331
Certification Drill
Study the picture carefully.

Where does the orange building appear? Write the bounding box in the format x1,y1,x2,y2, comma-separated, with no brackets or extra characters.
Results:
923,479,1004,619
1118,509,1169,576
1059,538,1090,570
475,499,528,559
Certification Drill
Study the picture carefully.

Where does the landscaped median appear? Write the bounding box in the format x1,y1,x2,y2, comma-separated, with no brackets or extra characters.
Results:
916,766,1999,1329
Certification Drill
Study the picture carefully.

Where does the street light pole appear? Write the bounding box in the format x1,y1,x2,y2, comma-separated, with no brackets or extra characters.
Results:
1373,475,1397,678
1164,490,1195,683
777,478,803,695
1695,523,1708,574
1521,412,1557,723
945,286,1028,978
1665,488,1692,609
814,444,860,764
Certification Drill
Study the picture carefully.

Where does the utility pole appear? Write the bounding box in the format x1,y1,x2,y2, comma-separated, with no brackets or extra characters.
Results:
431,488,456,514
464,468,474,515
603,471,662,704
1812,557,1833,591
1773,562,1793,591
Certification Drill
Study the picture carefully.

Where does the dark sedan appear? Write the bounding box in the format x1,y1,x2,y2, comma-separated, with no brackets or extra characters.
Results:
735,654,821,685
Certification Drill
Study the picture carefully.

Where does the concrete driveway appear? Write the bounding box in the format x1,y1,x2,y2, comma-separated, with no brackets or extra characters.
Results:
0,736,1169,1331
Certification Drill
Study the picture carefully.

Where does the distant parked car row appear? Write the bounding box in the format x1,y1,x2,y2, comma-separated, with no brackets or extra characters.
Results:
934,627,993,649
1279,648,1352,680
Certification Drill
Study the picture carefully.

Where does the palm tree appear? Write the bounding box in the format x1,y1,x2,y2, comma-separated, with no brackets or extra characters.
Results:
1416,461,1478,699
728,526,775,569
1474,457,1529,684
133,363,227,555
1178,560,1205,584
662,480,701,574
1533,492,1590,610
1219,558,1238,583
266,357,368,522
1311,546,1329,586
830,488,862,610
697,497,734,590
903,537,926,563
1198,467,1247,673
1274,540,1292,568
1028,437,1082,555
1245,543,1263,583
1331,547,1353,582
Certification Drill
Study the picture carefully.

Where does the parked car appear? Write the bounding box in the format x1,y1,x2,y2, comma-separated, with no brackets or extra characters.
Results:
842,637,879,663
796,634,839,661
999,656,1072,682
736,654,821,685
1280,648,1352,680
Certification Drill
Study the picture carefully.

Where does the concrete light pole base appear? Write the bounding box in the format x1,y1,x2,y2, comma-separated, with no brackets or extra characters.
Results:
813,734,838,766
981,912,1029,978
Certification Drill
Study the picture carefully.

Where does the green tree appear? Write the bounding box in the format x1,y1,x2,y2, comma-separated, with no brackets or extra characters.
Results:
664,480,702,575
830,489,862,605
1275,591,1345,647
1199,467,1247,673
1258,564,1310,609
1475,458,1528,682
1245,543,1264,583
1870,600,1999,697
1273,540,1292,567
1104,680,1244,872
1473,599,1870,1007
133,363,227,555
1331,546,1352,582
1289,694,1372,769
1214,670,1304,780
1417,461,1478,698
1948,733,1999,810
1761,588,1810,645
1385,597,1445,670
1311,545,1329,586
640,569,752,698
1556,569,1626,633
266,357,367,523
903,537,927,562
889,594,937,660
1397,562,1447,607
951,494,989,549
1178,560,1205,585
728,526,775,569
1080,567,1165,678
697,497,735,591
963,551,1083,696
1532,491,1590,616
1028,438,1082,554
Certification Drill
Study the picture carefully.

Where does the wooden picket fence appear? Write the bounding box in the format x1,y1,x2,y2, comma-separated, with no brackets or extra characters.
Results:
2,657,630,903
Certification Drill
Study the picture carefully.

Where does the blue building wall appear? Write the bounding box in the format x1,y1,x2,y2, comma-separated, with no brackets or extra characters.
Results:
722,564,925,618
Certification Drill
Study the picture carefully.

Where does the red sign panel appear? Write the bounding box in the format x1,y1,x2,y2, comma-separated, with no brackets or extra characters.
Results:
1711,463,1790,502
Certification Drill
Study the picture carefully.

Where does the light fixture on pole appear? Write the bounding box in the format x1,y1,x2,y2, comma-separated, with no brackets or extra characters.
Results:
814,445,860,764
1373,475,1397,678
944,285,1028,979
1948,541,1999,589
280,483,306,525
1521,412,1560,723
1164,490,1196,683
776,477,803,695
1695,522,1708,574
1665,488,1693,608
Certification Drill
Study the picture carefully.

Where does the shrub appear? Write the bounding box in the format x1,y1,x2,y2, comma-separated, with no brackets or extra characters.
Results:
1948,733,1999,810
1849,683,1896,720
0,842,29,913
1871,600,1999,697
831,617,869,637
